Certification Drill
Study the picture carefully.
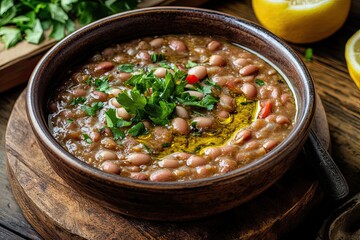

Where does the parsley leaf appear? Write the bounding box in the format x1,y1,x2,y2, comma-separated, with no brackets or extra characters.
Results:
82,101,103,116
185,60,198,68
70,97,86,105
0,27,22,48
111,127,125,140
118,63,134,73
255,79,265,86
105,109,131,128
94,77,110,92
305,48,313,62
82,133,92,144
128,122,146,137
150,53,164,63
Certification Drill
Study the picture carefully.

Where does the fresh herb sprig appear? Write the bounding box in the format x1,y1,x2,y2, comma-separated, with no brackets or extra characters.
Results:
0,0,139,48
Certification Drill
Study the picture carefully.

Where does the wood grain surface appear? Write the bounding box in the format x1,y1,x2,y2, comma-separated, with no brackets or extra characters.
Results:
0,0,359,239
5,91,327,240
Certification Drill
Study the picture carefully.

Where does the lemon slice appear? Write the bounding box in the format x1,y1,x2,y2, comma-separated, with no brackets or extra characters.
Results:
345,30,360,89
252,0,351,43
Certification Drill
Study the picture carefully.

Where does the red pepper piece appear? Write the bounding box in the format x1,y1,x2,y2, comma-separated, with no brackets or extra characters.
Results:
259,101,272,119
186,74,199,84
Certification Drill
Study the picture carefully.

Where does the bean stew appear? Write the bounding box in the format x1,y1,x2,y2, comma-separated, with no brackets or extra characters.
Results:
48,35,296,182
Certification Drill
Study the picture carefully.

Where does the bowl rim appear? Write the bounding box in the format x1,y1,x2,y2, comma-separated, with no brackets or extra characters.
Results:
26,6,315,189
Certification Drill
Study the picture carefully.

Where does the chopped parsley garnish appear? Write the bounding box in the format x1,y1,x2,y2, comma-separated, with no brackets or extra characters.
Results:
150,53,164,63
82,101,103,116
158,62,172,69
305,48,313,62
82,134,92,144
162,143,170,148
94,77,110,92
111,128,125,140
128,122,147,137
66,118,74,123
255,79,265,86
186,60,199,68
117,69,219,126
105,109,132,128
70,97,86,106
118,63,134,73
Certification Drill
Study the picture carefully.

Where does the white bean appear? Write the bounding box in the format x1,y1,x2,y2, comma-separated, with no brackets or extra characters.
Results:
116,107,131,120
169,39,187,52
239,65,259,76
192,117,214,129
175,106,190,119
102,161,121,174
241,83,257,99
209,55,226,66
219,94,235,112
153,67,167,78
186,155,207,167
207,40,221,51
171,117,190,135
127,153,151,166
188,66,207,80
96,150,117,161
150,38,164,48
150,169,173,182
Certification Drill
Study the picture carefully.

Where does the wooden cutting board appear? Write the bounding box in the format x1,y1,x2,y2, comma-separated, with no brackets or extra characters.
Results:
5,91,329,240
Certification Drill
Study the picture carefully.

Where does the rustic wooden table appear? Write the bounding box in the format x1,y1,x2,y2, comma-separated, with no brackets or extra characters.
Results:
0,0,359,239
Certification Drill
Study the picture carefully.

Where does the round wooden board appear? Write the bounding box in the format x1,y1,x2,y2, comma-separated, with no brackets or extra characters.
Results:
6,91,329,240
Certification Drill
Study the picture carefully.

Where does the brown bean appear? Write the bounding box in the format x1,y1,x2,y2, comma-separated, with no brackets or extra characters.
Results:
108,88,122,97
96,150,117,161
188,66,207,80
159,158,180,168
186,90,204,99
150,169,173,182
93,91,108,102
171,117,190,135
196,165,212,177
169,39,187,52
175,106,190,119
233,130,251,145
127,153,151,166
186,156,207,167
90,131,101,142
241,83,257,99
281,93,291,104
116,107,131,120
137,51,150,61
192,117,214,129
234,58,248,67
118,72,132,81
94,61,114,73
73,88,87,97
263,140,278,151
206,66,222,75
137,41,150,50
153,67,167,78
221,146,237,156
244,140,260,151
150,38,164,48
49,102,57,113
173,152,191,160
217,110,230,120
207,40,221,51
204,147,222,159
219,94,235,112
239,65,259,76
129,172,148,180
101,137,117,150
265,114,277,123
276,115,290,124
102,161,121,174
209,55,226,66
219,158,237,174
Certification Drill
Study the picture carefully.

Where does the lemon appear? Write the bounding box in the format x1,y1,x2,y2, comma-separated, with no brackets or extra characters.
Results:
345,30,360,89
252,0,351,44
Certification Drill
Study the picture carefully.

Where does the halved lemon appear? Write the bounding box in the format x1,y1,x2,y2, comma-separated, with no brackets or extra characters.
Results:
252,0,351,44
345,30,360,89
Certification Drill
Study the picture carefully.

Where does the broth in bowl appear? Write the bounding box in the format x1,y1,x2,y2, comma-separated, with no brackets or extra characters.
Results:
48,34,296,182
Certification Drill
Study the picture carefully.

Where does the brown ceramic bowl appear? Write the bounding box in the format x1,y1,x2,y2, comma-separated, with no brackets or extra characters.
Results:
26,7,315,221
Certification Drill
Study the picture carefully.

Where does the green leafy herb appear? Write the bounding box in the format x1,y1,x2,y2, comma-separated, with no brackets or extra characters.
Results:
111,127,125,140
105,108,131,128
158,62,172,69
82,101,103,116
177,93,218,110
128,122,146,137
255,79,265,86
118,63,134,73
162,143,170,148
185,60,198,68
66,118,74,123
305,48,313,62
240,101,255,106
0,0,139,48
70,97,86,106
82,133,92,144
94,77,110,92
150,53,164,63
